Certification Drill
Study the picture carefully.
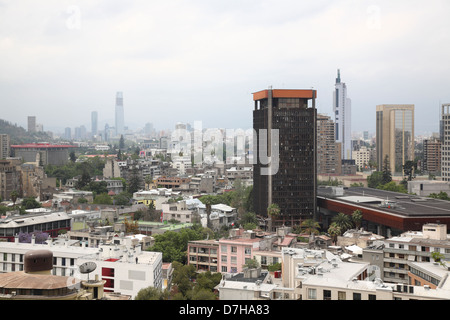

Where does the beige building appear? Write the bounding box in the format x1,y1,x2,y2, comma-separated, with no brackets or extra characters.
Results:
376,104,414,175
317,114,340,175
352,146,371,171
0,135,10,160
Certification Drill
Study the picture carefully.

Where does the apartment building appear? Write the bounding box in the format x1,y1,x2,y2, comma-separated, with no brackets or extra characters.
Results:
422,138,441,175
161,201,196,224
382,223,450,285
0,234,163,299
0,134,10,159
187,239,219,272
317,114,340,175
0,211,71,241
352,146,371,171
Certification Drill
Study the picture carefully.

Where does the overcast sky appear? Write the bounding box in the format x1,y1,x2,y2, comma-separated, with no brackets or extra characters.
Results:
1,0,450,136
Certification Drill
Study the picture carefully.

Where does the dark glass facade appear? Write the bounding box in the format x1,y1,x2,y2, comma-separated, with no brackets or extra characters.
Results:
253,89,317,229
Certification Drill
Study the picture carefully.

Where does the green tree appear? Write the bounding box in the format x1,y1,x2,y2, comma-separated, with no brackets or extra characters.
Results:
69,151,77,163
127,166,141,194
378,181,407,193
148,225,206,263
300,219,320,235
382,155,392,185
243,258,260,269
144,175,153,190
119,135,125,150
332,212,353,233
200,195,217,229
240,211,258,227
352,210,363,230
171,261,196,298
429,191,450,200
113,191,132,206
328,222,341,245
135,286,168,300
267,203,280,231
367,171,383,189
10,190,19,207
21,197,41,210
93,193,113,205
403,160,416,181
75,164,92,190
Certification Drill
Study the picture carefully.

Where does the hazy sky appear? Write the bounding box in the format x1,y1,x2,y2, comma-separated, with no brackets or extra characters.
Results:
1,0,450,136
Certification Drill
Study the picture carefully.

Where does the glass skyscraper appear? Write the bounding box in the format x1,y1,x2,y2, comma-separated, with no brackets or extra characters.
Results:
376,104,415,174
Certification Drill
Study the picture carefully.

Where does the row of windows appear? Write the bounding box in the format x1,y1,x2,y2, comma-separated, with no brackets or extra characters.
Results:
307,288,376,300
220,245,252,255
0,219,71,237
387,243,450,253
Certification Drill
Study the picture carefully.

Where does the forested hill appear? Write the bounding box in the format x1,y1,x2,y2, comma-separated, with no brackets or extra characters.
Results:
0,118,53,145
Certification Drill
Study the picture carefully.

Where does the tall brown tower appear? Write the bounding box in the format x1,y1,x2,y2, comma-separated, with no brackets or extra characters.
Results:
252,88,317,230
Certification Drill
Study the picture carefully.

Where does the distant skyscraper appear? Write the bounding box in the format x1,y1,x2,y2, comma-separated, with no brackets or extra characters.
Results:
376,104,415,174
422,137,441,175
91,111,98,136
115,92,124,136
333,69,352,160
440,103,450,180
252,88,317,230
64,127,71,140
0,134,10,159
27,116,36,133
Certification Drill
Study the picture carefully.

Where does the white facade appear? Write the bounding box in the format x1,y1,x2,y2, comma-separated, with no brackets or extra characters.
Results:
333,69,352,160
0,235,162,299
115,91,124,136
352,146,371,170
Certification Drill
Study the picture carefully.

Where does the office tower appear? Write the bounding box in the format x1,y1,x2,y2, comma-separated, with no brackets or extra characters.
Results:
252,88,317,230
91,111,98,136
422,138,441,175
333,69,352,160
376,104,415,175
0,134,10,159
64,127,72,140
441,103,450,180
27,116,36,133
115,92,124,136
317,114,340,175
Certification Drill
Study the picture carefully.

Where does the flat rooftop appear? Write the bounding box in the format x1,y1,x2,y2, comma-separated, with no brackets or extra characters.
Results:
326,187,450,218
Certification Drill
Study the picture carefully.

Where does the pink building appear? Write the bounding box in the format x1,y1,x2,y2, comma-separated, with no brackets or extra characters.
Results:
218,231,266,273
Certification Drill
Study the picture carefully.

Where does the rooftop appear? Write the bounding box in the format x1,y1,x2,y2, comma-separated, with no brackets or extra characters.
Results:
323,187,450,218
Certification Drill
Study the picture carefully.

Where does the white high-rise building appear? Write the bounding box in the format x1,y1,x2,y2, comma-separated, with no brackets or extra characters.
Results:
333,69,352,160
91,111,98,136
115,91,124,136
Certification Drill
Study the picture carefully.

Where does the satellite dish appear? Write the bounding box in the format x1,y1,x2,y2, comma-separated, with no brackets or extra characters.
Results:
79,261,97,274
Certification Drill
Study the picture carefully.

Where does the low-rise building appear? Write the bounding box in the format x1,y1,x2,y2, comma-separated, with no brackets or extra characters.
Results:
188,240,219,272
0,233,163,299
382,223,450,285
0,211,71,241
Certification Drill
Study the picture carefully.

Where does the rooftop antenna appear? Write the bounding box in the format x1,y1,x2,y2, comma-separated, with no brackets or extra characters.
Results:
79,261,97,282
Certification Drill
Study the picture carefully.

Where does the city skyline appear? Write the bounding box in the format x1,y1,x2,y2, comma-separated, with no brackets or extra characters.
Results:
1,1,450,135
